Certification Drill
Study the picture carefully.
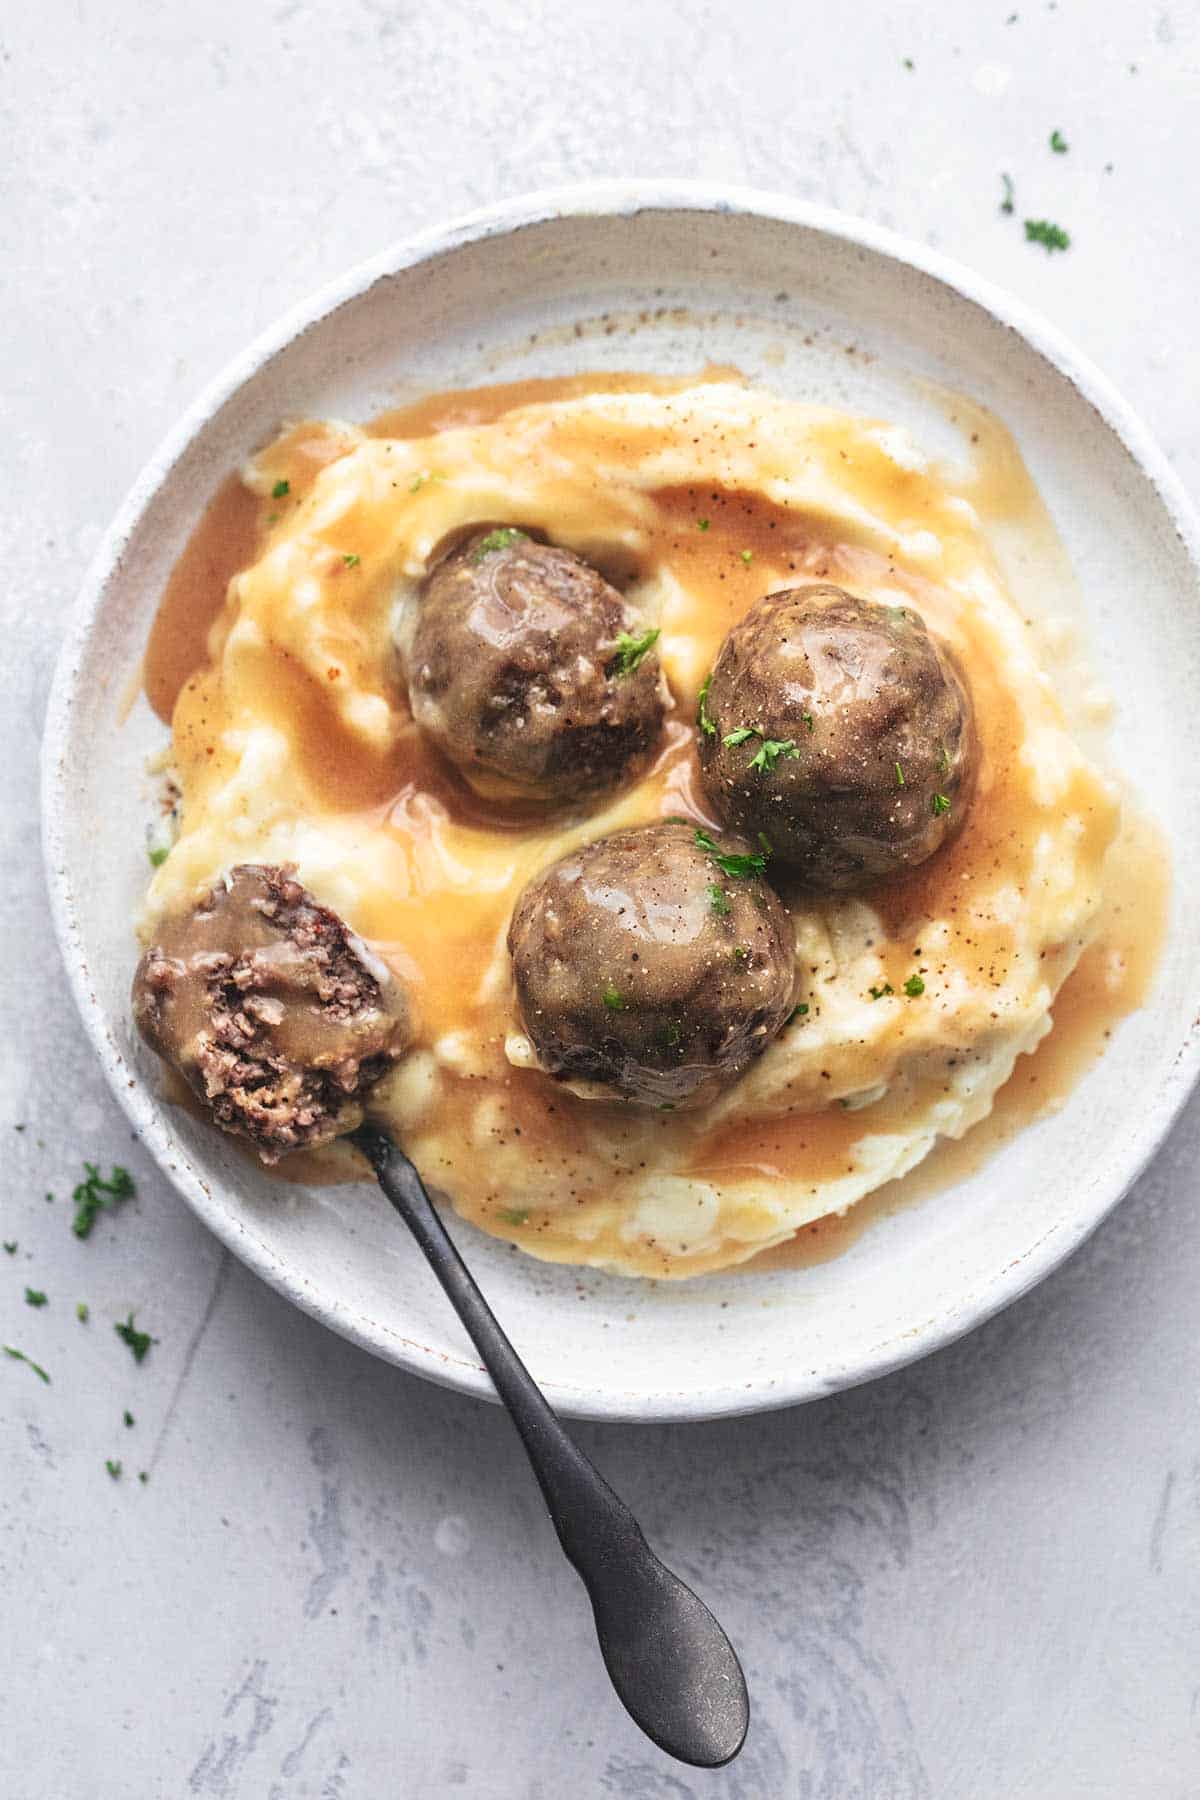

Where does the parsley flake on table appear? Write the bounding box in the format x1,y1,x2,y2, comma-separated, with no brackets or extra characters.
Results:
114,1312,154,1364
4,1345,49,1384
612,627,660,675
1049,128,1069,153
148,845,169,867
76,1302,89,1323
24,1288,47,1308
1000,172,1015,215
124,1410,135,1427
71,1162,135,1239
471,527,527,562
3,1241,16,1255
1025,219,1070,252
106,1459,122,1480
271,478,290,499
904,973,926,998
693,829,768,879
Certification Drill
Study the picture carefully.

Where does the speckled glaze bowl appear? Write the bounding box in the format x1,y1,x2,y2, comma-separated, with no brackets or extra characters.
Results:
42,183,1200,1422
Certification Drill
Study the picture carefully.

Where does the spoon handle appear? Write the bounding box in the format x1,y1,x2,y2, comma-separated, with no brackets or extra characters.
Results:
350,1125,749,1769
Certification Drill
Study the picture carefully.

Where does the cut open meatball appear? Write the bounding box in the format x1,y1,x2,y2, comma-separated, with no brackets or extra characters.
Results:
406,527,666,801
508,820,797,1108
132,865,411,1162
698,584,977,890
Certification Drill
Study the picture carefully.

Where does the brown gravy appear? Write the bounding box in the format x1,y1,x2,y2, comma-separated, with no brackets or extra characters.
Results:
139,370,1170,1265
144,474,261,724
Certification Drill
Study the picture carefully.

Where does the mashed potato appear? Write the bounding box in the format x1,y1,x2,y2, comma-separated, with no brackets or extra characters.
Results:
142,374,1119,1277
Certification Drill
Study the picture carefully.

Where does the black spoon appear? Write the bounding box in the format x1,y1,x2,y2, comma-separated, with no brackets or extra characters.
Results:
350,1123,749,1769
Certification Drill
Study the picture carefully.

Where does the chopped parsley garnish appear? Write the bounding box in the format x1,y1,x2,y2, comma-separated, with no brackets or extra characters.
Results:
342,553,360,568
902,56,914,70
904,973,926,998
2,1241,15,1255
787,1003,809,1024
271,478,290,499
24,1288,47,1308
1000,172,1015,215
76,1302,89,1323
497,1208,529,1227
801,712,815,733
732,946,749,963
409,472,429,493
697,671,717,736
148,845,169,867
114,1312,154,1364
138,1471,149,1484
696,517,711,532
694,828,768,879
749,737,800,775
740,549,753,564
471,527,527,562
932,792,952,816
612,627,661,675
868,983,894,1000
1025,219,1070,252
124,1410,135,1427
721,724,808,768
5,1345,49,1383
661,1022,683,1048
708,883,731,916
106,1459,122,1480
1049,128,1068,153
602,984,626,1012
894,761,906,788
72,1163,135,1239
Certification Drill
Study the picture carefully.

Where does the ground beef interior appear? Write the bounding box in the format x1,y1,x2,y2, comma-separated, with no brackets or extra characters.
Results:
133,865,411,1162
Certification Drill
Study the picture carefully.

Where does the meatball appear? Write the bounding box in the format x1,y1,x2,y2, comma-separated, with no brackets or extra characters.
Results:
508,821,797,1108
132,865,411,1163
407,527,666,800
697,585,976,890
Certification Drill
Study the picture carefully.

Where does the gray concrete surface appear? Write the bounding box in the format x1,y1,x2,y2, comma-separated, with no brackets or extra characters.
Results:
4,2,1200,1794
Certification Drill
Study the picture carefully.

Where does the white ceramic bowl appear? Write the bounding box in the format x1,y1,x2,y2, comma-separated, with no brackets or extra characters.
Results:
43,182,1200,1422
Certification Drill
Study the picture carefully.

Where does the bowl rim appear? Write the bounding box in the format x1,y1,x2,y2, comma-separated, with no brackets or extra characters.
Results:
42,179,1200,1422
